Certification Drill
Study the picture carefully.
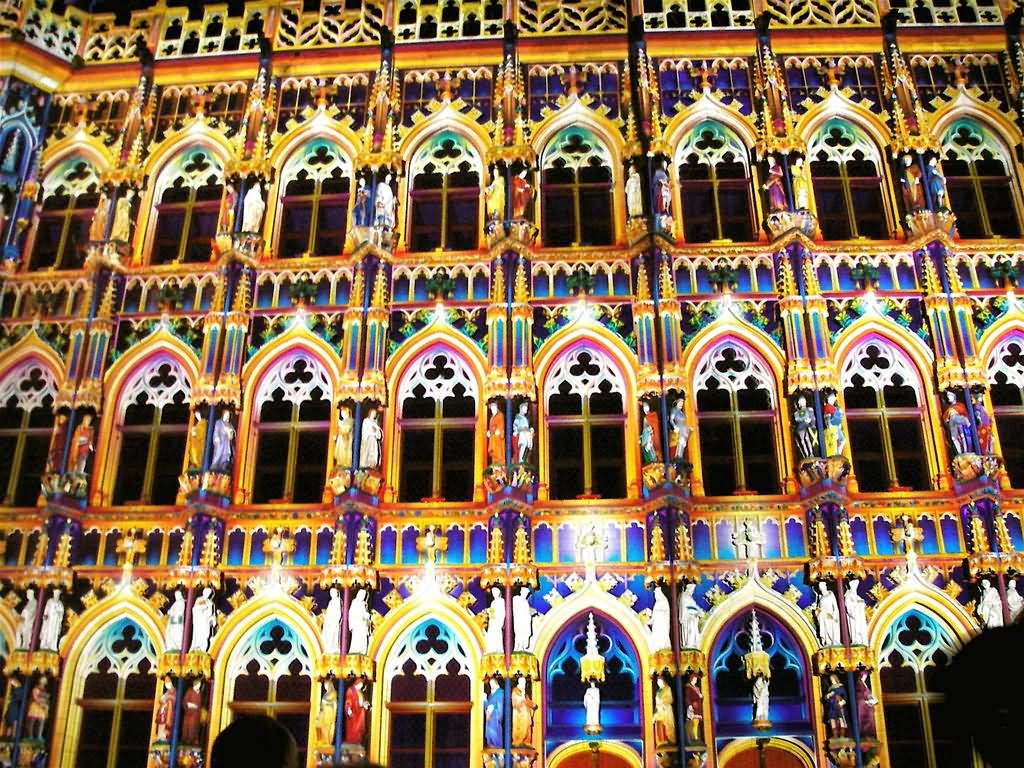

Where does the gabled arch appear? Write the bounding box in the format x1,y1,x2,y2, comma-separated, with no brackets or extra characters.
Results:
978,315,1024,365
664,100,759,154
0,334,65,392
797,98,893,155
385,325,488,393
268,116,362,168
39,136,112,178
397,107,491,165
530,100,626,163
868,579,978,647
930,98,1023,155
832,316,935,379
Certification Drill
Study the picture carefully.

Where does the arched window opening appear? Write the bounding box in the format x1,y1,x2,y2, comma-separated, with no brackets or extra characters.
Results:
227,619,313,766
0,361,57,505
31,157,101,271
408,131,481,252
808,120,886,240
73,618,157,768
676,121,755,243
878,610,967,768
151,148,224,265
397,349,477,502
385,619,472,768
694,342,779,496
710,610,811,739
942,119,1021,239
841,340,929,492
541,128,614,247
987,335,1024,486
252,354,332,504
277,140,351,258
113,358,192,505
544,347,627,499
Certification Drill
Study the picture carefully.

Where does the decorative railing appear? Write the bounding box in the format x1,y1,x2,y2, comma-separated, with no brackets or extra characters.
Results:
888,0,1002,26
518,0,629,35
642,0,754,31
274,0,383,48
765,0,879,26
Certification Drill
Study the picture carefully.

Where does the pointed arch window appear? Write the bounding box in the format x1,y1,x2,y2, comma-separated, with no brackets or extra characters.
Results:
808,119,887,240
544,346,627,499
385,619,472,768
694,342,779,495
113,358,192,505
408,131,481,252
0,361,57,506
252,354,332,504
879,610,968,768
73,618,157,768
30,156,101,271
277,140,351,258
676,121,755,242
227,619,313,766
397,349,477,502
942,119,1021,239
541,128,614,247
151,148,224,265
841,339,929,492
987,335,1024,486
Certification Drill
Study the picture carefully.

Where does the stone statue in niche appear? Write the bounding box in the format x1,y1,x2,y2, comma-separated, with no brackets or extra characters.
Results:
218,184,237,233
1007,577,1024,623
484,678,504,748
972,392,993,454
977,578,1003,628
70,413,95,474
752,674,770,725
653,168,672,219
189,587,217,652
900,155,926,213
353,177,370,227
374,174,396,230
792,394,818,460
1,679,23,738
512,586,535,652
512,402,534,464
927,157,948,210
110,192,133,242
685,673,704,743
668,398,692,462
165,589,186,651
344,678,369,745
510,676,536,746
347,588,371,655
182,679,204,744
845,578,869,645
25,676,50,739
89,193,109,241
186,412,206,471
640,401,662,465
210,411,235,473
625,166,643,219
14,589,37,649
334,406,354,469
487,401,505,466
648,586,672,652
678,582,704,649
155,679,175,742
322,587,343,654
46,413,69,475
486,171,505,225
317,683,337,745
824,674,848,738
855,671,878,739
943,390,973,456
359,407,383,470
763,156,787,213
38,588,64,651
484,586,506,655
732,519,763,561
241,183,266,233
583,680,601,734
653,677,676,745
823,392,846,457
792,156,811,211
815,581,841,647
511,169,532,220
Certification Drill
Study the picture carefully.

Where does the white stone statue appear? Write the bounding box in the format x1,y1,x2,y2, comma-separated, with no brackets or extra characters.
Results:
649,586,672,652
1007,578,1024,623
15,590,37,650
189,587,217,652
347,588,371,655
38,589,64,651
733,519,763,561
374,174,396,229
110,192,133,243
585,612,599,656
241,183,266,233
844,579,869,645
583,681,601,730
669,398,691,461
625,166,643,218
815,582,841,647
165,590,186,652
359,408,382,470
512,587,534,652
977,578,1004,629
485,586,506,655
678,582,704,649
752,675,770,723
322,587,343,654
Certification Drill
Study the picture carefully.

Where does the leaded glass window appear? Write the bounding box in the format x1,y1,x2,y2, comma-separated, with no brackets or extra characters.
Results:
113,358,192,505
841,339,929,492
397,349,477,502
277,139,351,258
541,128,614,247
676,121,755,242
544,346,626,499
30,156,101,271
251,353,332,504
0,360,57,506
150,148,224,265
694,342,779,495
408,131,481,252
942,119,1021,239
808,119,887,240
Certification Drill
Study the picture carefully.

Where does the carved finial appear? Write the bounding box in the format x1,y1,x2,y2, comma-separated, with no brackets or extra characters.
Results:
350,266,366,306
179,526,195,566
675,522,693,561
635,262,651,302
200,527,220,569
354,523,373,567
372,266,388,307
31,531,49,568
330,527,347,566
513,523,530,564
659,259,675,298
488,522,504,564
649,521,666,562
513,260,529,304
53,529,72,569
491,261,506,304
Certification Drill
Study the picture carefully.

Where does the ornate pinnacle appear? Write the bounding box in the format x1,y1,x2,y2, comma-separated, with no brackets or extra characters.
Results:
372,266,388,307
675,523,693,562
31,531,49,568
353,524,372,568
330,527,347,567
649,522,666,561
199,528,220,569
659,259,675,298
179,527,194,566
513,524,530,564
350,266,366,306
488,524,504,564
513,261,530,304
491,260,506,304
635,262,651,302
53,530,72,569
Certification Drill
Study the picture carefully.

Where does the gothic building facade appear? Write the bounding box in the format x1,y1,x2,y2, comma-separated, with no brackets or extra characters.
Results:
0,1,1020,767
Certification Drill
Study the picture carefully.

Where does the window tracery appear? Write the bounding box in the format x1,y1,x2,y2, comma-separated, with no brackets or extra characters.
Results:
119,358,192,417
540,127,615,247
0,361,57,506
277,139,352,258
408,131,481,252
32,156,101,271
519,0,629,35
676,120,755,242
887,0,1000,26
987,335,1024,486
766,0,879,26
255,354,333,409
275,0,385,48
694,342,775,404
642,0,753,30
808,118,887,240
0,361,58,413
151,148,225,265
397,349,478,408
941,118,1020,239
394,0,503,42
544,346,625,401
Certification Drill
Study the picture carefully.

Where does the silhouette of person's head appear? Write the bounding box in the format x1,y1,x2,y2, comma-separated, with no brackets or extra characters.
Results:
210,715,298,768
